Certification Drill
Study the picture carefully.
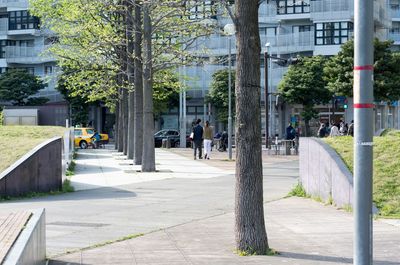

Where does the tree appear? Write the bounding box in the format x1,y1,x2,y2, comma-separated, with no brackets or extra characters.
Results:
32,0,216,171
153,70,180,120
142,1,155,172
324,39,400,102
224,0,269,255
206,69,235,124
0,69,48,106
57,69,90,126
279,56,332,136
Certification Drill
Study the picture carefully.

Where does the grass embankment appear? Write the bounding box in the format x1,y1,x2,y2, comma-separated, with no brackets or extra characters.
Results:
0,125,66,173
324,130,400,218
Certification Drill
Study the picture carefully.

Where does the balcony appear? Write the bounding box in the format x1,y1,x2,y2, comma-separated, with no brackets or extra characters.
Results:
261,31,315,54
0,0,28,8
0,18,7,34
310,0,353,21
392,7,400,19
310,0,390,28
189,35,236,57
259,2,278,23
5,46,55,64
389,32,400,44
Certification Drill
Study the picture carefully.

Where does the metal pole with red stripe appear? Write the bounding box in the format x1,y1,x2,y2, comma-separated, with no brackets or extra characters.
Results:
354,0,374,263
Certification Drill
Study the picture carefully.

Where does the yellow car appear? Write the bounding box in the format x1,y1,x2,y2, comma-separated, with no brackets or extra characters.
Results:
74,128,109,149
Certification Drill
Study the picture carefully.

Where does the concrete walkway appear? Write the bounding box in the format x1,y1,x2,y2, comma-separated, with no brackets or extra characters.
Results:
1,147,399,264
50,197,400,265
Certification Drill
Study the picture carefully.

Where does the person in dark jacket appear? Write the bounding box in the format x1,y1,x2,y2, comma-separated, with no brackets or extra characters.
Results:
285,123,295,140
347,120,354,137
192,119,203,159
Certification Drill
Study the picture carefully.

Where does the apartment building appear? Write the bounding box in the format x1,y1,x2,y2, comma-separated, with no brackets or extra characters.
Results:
0,0,71,126
169,0,399,137
0,0,60,100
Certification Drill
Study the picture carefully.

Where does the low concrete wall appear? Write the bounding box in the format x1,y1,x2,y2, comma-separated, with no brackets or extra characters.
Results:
299,137,354,208
3,209,46,265
0,137,62,197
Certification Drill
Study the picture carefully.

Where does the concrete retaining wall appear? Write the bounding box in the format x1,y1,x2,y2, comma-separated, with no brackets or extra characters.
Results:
299,137,354,208
3,209,46,265
0,137,62,197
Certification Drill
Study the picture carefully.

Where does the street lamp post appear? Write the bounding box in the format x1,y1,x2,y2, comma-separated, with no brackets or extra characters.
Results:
264,43,270,149
224,24,235,160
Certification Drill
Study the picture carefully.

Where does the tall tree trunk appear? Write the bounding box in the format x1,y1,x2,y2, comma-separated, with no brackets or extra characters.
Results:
115,100,119,150
118,92,124,152
234,0,269,254
126,0,135,160
134,0,144,165
122,87,129,155
141,2,155,172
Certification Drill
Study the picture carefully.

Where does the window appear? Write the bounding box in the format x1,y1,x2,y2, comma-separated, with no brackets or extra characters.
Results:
0,40,6,58
293,25,313,33
19,40,34,47
390,22,400,33
277,0,310,15
74,130,82,137
187,1,216,20
315,22,353,45
45,66,53,75
260,27,277,36
15,67,35,74
8,10,40,30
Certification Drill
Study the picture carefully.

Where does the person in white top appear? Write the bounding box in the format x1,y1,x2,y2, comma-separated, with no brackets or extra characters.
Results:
330,122,340,137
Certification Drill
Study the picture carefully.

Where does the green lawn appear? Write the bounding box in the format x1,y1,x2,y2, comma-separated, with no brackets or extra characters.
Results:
0,125,67,173
324,130,400,218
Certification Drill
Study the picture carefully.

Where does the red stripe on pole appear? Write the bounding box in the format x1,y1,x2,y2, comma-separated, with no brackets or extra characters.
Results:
354,103,375,109
354,65,374,71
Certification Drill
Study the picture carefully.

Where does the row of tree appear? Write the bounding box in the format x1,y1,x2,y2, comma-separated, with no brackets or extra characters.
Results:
33,0,271,256
31,0,217,172
279,39,400,135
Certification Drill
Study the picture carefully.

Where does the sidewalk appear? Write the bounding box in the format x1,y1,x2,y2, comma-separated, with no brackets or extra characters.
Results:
48,147,399,265
1,146,398,264
0,146,297,258
50,197,400,265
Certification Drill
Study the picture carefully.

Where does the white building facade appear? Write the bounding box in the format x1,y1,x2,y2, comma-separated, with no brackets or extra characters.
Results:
170,0,399,137
0,0,60,102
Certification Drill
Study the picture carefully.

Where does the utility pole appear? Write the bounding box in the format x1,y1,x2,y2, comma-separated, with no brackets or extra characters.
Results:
264,50,269,149
224,24,235,160
354,0,374,264
228,36,233,160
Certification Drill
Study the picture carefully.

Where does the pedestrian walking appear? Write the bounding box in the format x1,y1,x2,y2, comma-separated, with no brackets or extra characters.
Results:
285,123,295,140
348,120,354,137
329,122,340,137
339,119,348,135
90,130,101,149
317,123,327,138
192,119,203,160
203,121,213,160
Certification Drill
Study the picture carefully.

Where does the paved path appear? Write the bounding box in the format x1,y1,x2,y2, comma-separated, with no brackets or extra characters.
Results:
50,197,400,265
1,147,399,264
0,147,297,257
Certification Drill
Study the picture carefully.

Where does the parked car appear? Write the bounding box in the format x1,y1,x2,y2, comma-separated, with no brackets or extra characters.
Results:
154,129,190,148
74,128,109,149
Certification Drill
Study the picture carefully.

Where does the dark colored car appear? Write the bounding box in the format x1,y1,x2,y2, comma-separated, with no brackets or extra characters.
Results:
154,129,191,148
